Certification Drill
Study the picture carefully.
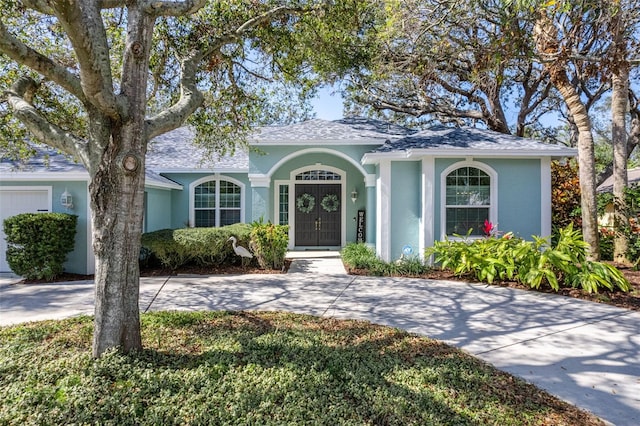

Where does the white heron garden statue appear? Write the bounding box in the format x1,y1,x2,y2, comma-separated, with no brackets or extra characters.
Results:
228,236,253,267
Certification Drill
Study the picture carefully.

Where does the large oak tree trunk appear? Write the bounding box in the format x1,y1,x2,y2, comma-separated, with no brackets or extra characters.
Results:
90,130,145,356
89,6,155,358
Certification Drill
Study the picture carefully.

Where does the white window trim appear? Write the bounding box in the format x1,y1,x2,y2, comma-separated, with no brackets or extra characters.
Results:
274,179,289,225
189,174,245,227
440,160,498,240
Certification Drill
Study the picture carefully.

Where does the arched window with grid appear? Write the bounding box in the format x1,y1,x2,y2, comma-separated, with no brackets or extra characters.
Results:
193,178,242,227
444,166,492,236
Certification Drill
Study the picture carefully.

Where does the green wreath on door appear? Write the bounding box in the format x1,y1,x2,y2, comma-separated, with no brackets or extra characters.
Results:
296,193,315,213
320,194,340,212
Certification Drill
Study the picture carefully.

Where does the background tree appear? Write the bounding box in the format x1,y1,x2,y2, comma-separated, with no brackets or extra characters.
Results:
0,0,359,357
332,0,563,137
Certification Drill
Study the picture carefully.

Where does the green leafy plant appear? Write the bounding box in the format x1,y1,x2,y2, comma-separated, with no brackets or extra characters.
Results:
597,185,640,265
249,220,289,270
3,213,77,280
426,225,630,293
340,243,378,270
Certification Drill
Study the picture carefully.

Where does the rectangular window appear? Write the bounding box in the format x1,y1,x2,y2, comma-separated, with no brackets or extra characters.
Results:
195,210,216,227
220,209,241,226
193,179,242,228
279,185,289,225
445,207,489,236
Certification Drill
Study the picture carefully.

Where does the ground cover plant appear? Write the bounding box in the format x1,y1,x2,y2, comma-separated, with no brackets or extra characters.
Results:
0,312,603,425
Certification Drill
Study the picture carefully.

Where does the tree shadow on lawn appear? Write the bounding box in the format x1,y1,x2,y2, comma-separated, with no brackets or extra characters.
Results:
126,311,602,425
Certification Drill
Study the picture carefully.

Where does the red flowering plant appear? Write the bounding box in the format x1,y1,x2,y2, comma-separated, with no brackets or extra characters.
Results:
482,219,495,237
482,220,511,239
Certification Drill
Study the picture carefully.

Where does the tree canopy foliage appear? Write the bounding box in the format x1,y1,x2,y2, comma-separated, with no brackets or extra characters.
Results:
0,0,370,357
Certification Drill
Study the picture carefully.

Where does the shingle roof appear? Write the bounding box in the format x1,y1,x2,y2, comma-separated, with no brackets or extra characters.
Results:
0,145,182,189
251,117,415,144
365,125,576,159
146,127,249,172
0,146,87,174
597,168,640,193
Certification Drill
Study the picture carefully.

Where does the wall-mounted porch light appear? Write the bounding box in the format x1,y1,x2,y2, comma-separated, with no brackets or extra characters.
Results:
350,189,358,203
60,188,74,210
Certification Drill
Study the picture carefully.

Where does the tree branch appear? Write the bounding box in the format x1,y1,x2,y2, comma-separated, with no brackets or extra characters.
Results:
0,22,86,104
146,54,204,139
147,4,307,137
143,0,207,16
20,0,55,15
52,1,121,119
5,76,90,165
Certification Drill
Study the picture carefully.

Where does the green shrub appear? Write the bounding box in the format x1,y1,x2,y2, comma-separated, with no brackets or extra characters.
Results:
341,243,430,276
249,221,289,270
341,243,378,270
597,186,640,265
426,225,630,293
3,213,77,280
141,224,251,269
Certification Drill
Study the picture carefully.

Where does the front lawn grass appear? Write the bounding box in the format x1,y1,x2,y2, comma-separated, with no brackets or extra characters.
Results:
0,311,603,425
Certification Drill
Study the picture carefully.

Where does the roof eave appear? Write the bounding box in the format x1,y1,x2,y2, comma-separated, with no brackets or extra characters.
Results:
251,138,390,146
0,171,90,180
362,148,577,164
150,167,250,174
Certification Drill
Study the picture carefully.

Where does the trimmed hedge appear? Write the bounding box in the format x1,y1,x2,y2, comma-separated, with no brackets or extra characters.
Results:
3,213,77,280
141,224,252,270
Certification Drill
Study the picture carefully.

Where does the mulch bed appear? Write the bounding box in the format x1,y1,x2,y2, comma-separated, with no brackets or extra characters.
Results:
15,260,640,312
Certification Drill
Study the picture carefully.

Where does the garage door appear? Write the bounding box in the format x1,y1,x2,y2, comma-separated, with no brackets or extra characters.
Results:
0,188,51,272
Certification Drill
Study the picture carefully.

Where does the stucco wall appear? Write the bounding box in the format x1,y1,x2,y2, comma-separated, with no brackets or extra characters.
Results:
433,158,542,239
390,161,422,260
267,152,369,246
249,145,378,176
0,180,90,275
144,188,173,232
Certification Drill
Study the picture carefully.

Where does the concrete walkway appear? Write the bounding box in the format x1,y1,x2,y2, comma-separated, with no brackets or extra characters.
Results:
1,256,639,425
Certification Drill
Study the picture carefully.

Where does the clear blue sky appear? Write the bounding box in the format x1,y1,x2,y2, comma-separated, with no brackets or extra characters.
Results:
310,86,344,120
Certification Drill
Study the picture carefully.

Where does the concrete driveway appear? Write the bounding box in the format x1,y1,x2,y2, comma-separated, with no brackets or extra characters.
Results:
1,261,639,426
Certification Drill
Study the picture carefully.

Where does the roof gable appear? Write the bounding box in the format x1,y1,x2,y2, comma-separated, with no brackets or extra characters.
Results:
251,117,415,145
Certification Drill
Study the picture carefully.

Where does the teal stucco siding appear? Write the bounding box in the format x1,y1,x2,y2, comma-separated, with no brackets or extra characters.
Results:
160,173,252,229
0,180,90,275
390,161,421,260
264,151,370,246
433,158,543,240
144,188,173,232
486,159,542,238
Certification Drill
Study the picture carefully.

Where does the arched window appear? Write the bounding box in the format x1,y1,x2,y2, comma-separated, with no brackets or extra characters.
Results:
192,178,243,227
444,166,493,236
